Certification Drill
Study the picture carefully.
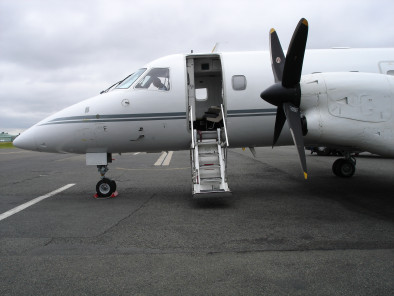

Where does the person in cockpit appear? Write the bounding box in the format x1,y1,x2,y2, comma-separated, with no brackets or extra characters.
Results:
152,76,167,91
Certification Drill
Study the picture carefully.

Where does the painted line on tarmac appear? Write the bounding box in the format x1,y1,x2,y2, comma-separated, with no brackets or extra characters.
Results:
154,151,167,166
55,155,84,162
116,167,188,171
154,151,167,165
162,151,173,166
154,151,174,166
0,151,25,155
0,184,75,222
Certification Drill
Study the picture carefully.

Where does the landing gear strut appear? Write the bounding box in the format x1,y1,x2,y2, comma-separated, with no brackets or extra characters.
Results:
95,165,117,198
332,152,356,178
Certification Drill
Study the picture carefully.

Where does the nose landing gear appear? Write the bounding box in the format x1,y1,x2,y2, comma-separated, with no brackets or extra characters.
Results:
95,165,118,198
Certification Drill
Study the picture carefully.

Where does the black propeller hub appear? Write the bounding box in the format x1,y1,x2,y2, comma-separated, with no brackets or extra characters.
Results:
260,83,301,108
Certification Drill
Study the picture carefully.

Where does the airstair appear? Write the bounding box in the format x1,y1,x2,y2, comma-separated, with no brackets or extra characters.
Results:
190,105,231,197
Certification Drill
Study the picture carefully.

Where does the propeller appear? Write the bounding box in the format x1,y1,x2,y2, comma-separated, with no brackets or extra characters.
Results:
260,18,309,179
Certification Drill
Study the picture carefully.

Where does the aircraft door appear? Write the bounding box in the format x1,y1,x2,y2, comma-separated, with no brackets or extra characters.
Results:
186,55,225,131
187,58,196,123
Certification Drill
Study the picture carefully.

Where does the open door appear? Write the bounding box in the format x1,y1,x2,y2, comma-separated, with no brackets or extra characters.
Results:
187,54,225,131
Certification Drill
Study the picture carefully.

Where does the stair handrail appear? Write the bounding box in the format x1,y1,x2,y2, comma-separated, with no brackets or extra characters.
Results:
221,104,229,146
190,105,195,148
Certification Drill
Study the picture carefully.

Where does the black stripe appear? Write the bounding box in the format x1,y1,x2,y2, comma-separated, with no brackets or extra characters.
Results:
228,113,275,118
48,112,186,122
40,109,276,126
227,108,276,118
41,112,186,126
227,108,276,114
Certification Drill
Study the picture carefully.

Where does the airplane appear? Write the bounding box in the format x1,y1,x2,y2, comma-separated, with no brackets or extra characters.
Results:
14,18,394,198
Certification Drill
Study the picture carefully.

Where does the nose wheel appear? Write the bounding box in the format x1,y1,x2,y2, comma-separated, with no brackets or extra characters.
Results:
96,178,117,198
94,165,118,198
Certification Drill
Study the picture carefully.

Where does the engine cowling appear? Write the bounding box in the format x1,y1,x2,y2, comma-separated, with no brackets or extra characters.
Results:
301,72,394,156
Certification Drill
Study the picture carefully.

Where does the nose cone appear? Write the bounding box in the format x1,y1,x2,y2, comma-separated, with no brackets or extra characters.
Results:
13,127,37,151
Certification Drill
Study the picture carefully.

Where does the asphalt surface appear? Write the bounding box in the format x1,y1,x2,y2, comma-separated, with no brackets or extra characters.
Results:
0,147,393,295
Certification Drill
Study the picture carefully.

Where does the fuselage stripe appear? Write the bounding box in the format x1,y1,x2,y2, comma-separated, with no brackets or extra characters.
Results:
227,108,276,118
39,109,276,125
40,112,187,126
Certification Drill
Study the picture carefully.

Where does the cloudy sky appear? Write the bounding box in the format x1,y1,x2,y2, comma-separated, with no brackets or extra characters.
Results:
1,0,394,134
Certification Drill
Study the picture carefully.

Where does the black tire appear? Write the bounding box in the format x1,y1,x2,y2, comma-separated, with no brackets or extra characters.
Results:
333,159,355,178
96,178,116,198
111,180,117,192
339,159,355,178
332,159,343,176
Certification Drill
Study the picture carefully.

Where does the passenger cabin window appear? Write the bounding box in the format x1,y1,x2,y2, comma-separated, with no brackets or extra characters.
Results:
232,75,247,90
135,68,170,91
116,68,147,89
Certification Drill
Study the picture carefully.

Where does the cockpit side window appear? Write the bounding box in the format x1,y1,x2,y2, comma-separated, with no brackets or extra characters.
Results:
135,68,170,91
116,68,147,89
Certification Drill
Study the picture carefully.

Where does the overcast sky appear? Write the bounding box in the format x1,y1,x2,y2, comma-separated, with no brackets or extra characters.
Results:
1,0,394,134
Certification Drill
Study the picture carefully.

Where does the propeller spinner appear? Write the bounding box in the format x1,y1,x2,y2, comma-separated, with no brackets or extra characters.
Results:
260,18,309,179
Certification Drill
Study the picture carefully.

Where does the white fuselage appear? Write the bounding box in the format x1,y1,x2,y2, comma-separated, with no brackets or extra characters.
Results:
14,48,394,156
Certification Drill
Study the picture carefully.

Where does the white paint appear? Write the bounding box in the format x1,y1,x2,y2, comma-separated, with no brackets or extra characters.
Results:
13,49,394,156
162,151,173,166
154,152,168,166
0,184,75,222
154,151,174,166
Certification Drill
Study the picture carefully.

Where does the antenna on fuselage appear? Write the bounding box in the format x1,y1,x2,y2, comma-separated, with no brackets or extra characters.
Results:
212,42,220,53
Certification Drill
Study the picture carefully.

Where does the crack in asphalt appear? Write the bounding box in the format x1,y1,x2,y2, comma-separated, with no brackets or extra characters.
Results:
42,193,157,247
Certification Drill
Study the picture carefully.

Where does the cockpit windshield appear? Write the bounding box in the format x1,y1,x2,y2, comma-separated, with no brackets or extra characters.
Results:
116,68,147,89
135,68,170,91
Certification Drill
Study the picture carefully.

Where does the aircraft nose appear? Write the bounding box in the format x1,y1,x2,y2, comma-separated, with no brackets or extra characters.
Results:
13,127,37,151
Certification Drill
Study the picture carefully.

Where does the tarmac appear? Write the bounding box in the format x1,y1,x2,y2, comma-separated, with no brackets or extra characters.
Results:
0,146,393,295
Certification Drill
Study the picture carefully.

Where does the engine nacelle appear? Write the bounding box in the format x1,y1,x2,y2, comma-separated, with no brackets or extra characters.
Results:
300,72,394,156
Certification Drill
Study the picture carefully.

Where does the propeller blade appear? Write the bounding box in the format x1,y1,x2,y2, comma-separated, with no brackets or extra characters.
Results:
269,28,285,83
283,103,307,179
282,18,308,88
261,18,309,179
273,104,286,147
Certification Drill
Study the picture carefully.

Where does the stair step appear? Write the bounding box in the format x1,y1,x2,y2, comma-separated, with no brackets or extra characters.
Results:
198,140,218,145
199,155,219,164
200,162,220,167
200,165,220,169
200,170,221,179
200,177,222,182
193,190,232,198
199,131,218,140
198,148,218,155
